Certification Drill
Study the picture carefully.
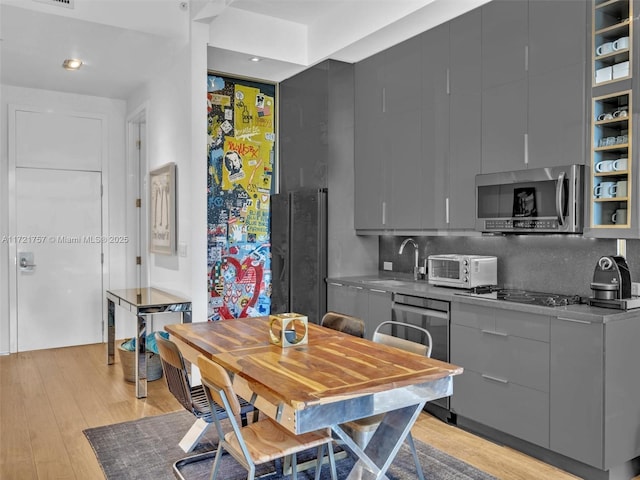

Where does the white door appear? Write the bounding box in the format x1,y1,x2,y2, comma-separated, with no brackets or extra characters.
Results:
15,168,103,351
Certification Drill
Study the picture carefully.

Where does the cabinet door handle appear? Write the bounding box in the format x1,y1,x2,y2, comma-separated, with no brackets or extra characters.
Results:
445,197,450,224
348,285,363,290
481,329,508,337
328,282,343,287
524,45,529,72
382,87,386,113
369,288,388,293
446,68,450,95
381,201,387,225
482,373,509,384
524,133,529,165
557,317,592,325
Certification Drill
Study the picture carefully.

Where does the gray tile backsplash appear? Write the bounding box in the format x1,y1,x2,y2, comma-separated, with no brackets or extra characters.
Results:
379,235,640,298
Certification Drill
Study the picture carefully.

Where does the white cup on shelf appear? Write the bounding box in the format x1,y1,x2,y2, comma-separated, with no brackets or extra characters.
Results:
594,181,617,199
613,36,630,51
596,42,614,56
612,208,627,225
613,180,628,198
613,158,628,171
595,160,614,172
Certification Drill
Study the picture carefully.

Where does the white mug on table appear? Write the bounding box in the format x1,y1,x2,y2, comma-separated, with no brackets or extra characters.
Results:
612,208,627,224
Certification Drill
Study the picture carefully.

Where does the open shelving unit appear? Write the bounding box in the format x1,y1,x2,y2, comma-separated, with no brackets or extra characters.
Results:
591,90,632,228
593,0,631,85
590,0,633,232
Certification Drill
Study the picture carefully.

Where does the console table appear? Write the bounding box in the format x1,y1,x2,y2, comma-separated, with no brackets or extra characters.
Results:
106,287,191,398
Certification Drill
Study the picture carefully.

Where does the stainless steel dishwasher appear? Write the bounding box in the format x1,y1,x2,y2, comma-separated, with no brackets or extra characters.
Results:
391,293,452,423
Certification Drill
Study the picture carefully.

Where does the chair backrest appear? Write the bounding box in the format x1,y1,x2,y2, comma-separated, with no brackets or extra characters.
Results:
197,355,242,416
155,333,198,412
321,311,365,338
372,321,432,357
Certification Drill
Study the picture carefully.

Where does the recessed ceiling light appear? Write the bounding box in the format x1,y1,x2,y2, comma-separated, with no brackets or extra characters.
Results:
62,58,83,71
250,57,261,62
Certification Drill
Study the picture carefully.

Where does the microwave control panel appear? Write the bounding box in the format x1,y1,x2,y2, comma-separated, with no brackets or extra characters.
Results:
484,219,560,230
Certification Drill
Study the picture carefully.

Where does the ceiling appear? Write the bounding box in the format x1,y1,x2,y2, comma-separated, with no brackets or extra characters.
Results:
0,0,491,99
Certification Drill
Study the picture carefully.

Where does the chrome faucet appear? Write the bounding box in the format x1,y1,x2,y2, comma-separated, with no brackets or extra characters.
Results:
399,238,420,281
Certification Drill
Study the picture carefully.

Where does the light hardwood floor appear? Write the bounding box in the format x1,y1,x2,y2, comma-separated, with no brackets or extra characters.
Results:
0,342,608,479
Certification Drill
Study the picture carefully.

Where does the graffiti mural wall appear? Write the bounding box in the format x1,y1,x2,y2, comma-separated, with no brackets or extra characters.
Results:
207,74,276,320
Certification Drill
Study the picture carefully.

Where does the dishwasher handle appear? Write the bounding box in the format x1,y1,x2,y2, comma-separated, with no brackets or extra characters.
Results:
392,302,449,320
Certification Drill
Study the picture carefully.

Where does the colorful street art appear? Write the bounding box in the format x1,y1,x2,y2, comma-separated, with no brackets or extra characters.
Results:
207,74,276,321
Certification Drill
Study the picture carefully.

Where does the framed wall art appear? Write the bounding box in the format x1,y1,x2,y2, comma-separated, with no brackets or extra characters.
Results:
149,162,176,255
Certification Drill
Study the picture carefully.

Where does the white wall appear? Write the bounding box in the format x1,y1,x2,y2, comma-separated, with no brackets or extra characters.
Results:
125,20,210,326
0,85,127,354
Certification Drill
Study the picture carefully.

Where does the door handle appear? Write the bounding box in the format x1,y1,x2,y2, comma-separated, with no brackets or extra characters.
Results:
19,253,36,270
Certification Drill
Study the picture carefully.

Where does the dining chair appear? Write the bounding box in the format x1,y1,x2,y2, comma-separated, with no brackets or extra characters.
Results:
197,354,338,480
320,311,365,338
343,321,433,480
154,333,258,453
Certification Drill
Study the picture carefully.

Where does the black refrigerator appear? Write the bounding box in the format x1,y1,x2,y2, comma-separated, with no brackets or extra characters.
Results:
270,188,328,324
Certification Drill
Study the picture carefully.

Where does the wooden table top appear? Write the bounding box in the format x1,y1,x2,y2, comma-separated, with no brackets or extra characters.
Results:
107,287,191,307
165,317,462,411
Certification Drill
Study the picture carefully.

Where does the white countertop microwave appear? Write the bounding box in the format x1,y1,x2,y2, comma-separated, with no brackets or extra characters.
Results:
475,164,584,234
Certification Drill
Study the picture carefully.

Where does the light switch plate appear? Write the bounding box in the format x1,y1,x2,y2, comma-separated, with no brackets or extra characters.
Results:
632,282,640,297
178,242,188,257
383,261,393,271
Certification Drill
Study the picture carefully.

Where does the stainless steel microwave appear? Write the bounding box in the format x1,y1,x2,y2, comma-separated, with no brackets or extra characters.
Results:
475,164,584,234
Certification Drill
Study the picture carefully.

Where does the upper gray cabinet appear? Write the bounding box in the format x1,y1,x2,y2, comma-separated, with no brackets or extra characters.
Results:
448,8,482,230
481,0,528,90
354,37,422,231
354,0,588,231
481,0,588,173
420,23,450,230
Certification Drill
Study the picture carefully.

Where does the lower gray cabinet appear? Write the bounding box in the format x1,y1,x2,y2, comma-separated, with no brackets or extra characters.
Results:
453,302,640,474
550,317,604,468
450,303,550,448
326,282,392,339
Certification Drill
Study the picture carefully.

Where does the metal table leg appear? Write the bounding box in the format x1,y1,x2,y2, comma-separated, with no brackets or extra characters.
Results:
333,402,425,480
107,298,115,364
135,312,147,398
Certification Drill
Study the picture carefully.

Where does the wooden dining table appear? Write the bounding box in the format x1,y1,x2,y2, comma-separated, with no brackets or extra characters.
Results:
165,316,462,479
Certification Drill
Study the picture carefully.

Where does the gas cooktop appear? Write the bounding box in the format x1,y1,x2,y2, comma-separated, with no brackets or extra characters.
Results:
457,287,583,307
496,289,582,307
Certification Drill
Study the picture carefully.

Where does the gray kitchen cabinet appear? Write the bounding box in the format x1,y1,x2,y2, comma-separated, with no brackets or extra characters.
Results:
527,62,587,169
550,317,604,468
326,282,369,322
354,54,389,230
527,0,587,169
481,0,588,173
528,0,587,77
481,79,528,174
354,36,422,230
550,315,640,472
366,288,393,339
326,282,392,339
450,302,550,448
481,0,528,90
420,22,450,229
448,8,482,230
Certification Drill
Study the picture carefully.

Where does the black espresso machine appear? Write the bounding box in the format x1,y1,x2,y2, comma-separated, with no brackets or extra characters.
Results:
588,256,640,310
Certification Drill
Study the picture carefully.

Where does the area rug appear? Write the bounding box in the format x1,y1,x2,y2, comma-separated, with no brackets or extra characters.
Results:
84,410,497,480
